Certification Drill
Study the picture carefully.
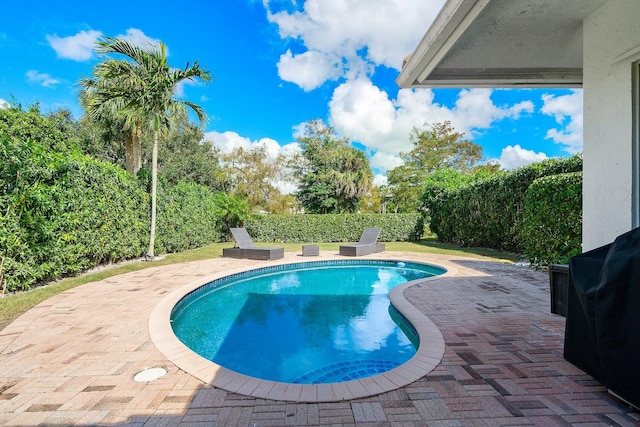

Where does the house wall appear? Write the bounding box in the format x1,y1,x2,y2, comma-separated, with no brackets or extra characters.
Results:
582,0,640,250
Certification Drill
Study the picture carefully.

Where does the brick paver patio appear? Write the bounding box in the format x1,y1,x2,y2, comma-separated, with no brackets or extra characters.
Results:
0,251,638,426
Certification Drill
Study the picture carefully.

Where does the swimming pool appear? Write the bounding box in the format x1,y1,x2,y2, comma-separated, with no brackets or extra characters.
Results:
170,260,445,384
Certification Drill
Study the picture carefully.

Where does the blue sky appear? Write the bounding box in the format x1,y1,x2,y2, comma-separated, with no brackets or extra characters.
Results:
0,0,583,186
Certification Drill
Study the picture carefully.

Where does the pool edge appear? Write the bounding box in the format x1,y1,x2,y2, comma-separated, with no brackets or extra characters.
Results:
149,254,449,402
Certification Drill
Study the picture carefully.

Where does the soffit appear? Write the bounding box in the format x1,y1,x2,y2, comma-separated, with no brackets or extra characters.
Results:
397,0,608,88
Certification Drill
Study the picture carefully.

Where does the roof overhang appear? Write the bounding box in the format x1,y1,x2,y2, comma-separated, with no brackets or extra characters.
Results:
397,0,608,89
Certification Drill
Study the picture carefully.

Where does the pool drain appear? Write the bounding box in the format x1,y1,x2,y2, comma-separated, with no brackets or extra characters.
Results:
133,367,167,382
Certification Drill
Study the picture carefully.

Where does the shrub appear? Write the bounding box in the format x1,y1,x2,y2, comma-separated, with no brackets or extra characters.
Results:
50,156,148,272
155,182,226,253
244,213,424,243
421,167,503,224
0,133,147,291
521,172,582,267
0,104,229,291
429,154,582,252
0,104,78,153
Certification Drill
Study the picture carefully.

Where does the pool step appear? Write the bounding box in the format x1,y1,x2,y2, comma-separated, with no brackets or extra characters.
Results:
292,359,400,384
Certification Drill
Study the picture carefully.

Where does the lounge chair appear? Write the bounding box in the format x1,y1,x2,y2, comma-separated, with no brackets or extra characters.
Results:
223,227,285,260
339,227,385,256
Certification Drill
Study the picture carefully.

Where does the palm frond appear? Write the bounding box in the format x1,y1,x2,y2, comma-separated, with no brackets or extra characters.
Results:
79,35,210,135
184,101,208,125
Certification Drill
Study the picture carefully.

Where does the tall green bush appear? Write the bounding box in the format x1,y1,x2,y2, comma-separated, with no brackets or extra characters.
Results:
0,105,230,291
521,173,582,267
49,156,148,272
429,155,582,252
421,167,502,226
245,213,423,243
155,182,225,253
0,104,79,153
0,133,148,291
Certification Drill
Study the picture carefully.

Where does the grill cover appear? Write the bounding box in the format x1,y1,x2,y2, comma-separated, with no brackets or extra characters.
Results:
565,228,640,408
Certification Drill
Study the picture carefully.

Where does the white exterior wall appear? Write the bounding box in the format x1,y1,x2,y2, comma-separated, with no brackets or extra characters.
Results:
582,0,640,250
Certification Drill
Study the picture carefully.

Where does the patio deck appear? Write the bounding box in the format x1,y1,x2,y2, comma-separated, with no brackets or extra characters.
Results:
0,251,638,426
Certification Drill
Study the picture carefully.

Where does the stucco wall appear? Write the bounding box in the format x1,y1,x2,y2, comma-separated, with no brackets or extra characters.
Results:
582,0,640,250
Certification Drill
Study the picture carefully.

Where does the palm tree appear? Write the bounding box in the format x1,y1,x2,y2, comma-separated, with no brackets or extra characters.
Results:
79,59,144,175
79,36,211,258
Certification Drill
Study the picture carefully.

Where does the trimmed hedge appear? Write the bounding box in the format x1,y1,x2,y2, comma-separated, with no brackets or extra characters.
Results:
1,134,148,291
521,172,582,267
245,213,424,243
0,105,229,292
429,155,582,252
155,181,226,253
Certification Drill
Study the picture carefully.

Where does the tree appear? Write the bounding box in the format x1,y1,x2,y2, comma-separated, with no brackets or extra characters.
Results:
405,121,483,172
80,36,211,258
79,67,143,175
387,121,485,212
213,192,251,229
75,113,128,167
152,111,223,191
265,193,299,214
359,186,382,213
295,120,373,213
218,144,292,212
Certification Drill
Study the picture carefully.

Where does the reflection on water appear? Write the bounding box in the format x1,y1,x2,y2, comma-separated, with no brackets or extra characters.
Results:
171,264,437,383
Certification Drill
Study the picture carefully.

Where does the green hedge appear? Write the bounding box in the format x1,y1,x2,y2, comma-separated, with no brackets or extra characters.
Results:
0,105,229,292
1,134,148,291
0,104,78,153
155,181,226,253
245,213,424,243
429,155,582,252
521,172,582,267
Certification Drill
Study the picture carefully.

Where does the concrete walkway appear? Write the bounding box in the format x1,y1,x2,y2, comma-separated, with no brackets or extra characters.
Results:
0,251,638,426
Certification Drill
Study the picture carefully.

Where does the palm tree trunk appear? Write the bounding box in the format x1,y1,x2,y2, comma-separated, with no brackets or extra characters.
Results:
124,127,142,175
148,131,159,258
124,132,135,175
132,126,142,175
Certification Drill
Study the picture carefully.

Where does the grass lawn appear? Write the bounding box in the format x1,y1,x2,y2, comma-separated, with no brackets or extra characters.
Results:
0,240,522,331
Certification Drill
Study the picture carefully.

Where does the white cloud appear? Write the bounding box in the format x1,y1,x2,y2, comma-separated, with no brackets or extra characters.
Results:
327,79,536,172
328,77,395,141
279,141,302,157
373,174,388,187
454,89,534,130
174,77,199,98
492,144,548,170
328,79,442,163
0,98,9,109
46,30,101,61
277,49,341,91
369,151,403,172
25,70,60,88
205,130,256,153
45,28,163,62
116,28,165,54
541,90,583,154
265,0,446,89
292,121,308,140
273,180,298,195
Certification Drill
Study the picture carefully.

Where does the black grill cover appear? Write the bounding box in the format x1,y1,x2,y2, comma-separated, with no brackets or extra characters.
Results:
565,243,610,381
565,227,640,408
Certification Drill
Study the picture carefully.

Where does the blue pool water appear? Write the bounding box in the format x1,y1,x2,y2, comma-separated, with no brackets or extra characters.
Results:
171,260,445,383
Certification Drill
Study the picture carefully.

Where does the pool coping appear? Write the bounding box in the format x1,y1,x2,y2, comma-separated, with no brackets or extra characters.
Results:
148,255,454,402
